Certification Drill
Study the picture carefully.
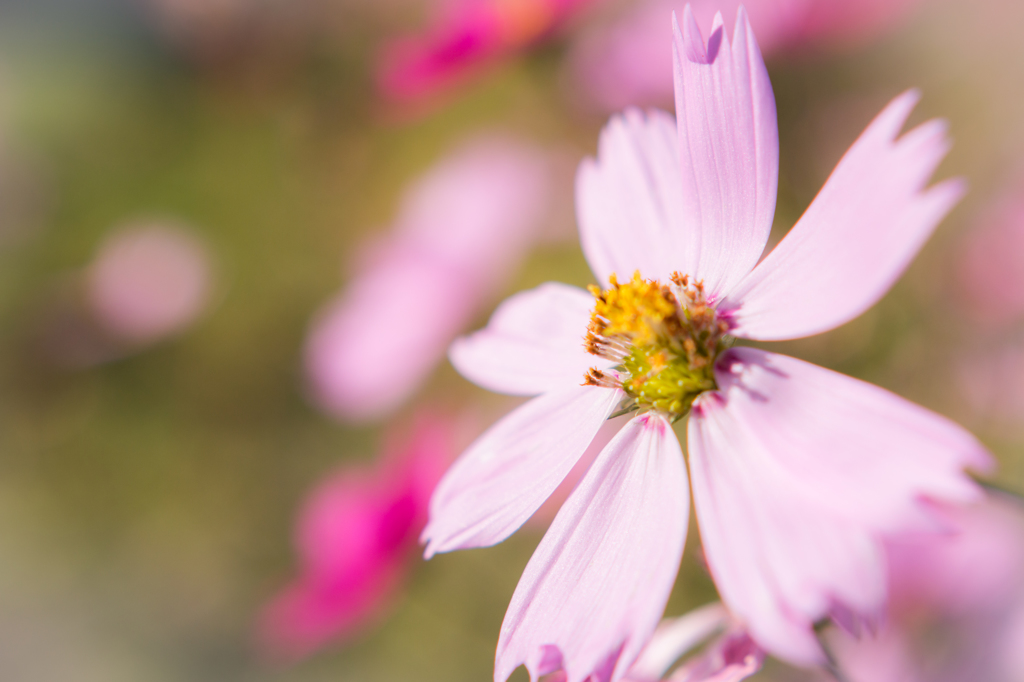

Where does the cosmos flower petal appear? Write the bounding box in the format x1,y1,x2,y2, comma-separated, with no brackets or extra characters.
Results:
576,108,692,284
671,6,778,300
495,414,688,682
724,91,965,340
667,629,764,682
628,603,728,681
687,347,992,665
422,385,622,557
450,282,608,396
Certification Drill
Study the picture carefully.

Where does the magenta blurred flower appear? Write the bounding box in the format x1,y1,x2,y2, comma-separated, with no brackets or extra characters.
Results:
258,415,452,659
378,0,594,104
955,185,1024,327
86,222,214,345
423,9,990,681
824,495,1024,682
305,135,552,422
569,0,923,111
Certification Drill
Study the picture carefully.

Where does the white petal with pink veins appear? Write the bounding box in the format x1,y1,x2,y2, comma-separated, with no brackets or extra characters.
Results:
671,7,778,301
496,414,688,682
449,282,606,396
724,91,965,340
422,385,621,557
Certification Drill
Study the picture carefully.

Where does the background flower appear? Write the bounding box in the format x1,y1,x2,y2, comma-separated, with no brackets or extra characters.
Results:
258,415,452,659
304,134,554,421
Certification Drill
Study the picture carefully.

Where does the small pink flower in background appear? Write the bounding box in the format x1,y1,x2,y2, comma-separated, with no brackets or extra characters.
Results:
257,415,452,659
954,184,1024,327
305,135,552,422
821,495,1024,682
378,0,594,105
568,0,923,111
423,9,990,682
86,222,214,345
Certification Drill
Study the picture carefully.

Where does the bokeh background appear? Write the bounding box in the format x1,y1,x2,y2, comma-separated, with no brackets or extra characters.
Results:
0,0,1023,680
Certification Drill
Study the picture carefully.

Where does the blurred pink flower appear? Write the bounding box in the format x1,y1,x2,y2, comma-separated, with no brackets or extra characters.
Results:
955,186,1024,327
86,222,214,345
305,135,552,422
378,0,594,104
568,0,923,111
257,415,452,659
423,10,989,681
823,495,1024,682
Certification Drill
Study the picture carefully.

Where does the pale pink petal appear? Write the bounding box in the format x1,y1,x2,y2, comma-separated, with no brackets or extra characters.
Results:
575,108,691,284
670,6,778,300
305,136,550,421
306,259,471,421
496,414,688,682
576,8,778,296
628,603,727,681
822,626,920,682
568,0,922,114
688,347,992,665
422,386,622,557
666,630,763,682
886,497,1024,615
450,282,607,396
724,91,965,340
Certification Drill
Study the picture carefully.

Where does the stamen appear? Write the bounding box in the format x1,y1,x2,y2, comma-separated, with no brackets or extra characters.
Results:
582,271,731,418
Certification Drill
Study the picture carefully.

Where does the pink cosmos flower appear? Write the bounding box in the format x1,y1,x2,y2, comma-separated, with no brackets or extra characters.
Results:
87,221,214,345
568,0,923,111
257,415,451,659
422,8,991,682
378,0,594,105
305,135,551,421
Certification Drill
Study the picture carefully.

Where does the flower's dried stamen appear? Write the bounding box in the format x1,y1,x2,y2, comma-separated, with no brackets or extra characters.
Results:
583,271,730,418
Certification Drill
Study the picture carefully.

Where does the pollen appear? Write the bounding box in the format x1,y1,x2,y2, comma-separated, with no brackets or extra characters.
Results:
583,271,730,418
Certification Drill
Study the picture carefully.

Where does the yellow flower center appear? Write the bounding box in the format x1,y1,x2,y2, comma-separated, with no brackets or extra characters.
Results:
583,272,730,418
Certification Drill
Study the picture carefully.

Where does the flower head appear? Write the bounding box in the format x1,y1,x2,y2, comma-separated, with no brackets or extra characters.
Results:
424,6,991,682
